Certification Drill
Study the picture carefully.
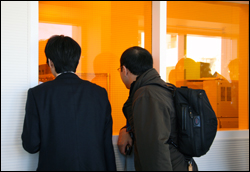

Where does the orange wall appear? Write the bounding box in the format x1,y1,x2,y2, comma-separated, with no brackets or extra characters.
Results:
238,4,249,129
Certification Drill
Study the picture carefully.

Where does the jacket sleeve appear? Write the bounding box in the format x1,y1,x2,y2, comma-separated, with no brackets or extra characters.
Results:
103,92,117,171
133,87,173,171
21,88,41,153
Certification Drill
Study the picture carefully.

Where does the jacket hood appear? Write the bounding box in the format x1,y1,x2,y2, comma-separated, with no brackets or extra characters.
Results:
130,68,166,97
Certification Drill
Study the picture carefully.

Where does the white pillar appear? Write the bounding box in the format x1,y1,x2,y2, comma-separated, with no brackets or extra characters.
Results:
152,1,167,81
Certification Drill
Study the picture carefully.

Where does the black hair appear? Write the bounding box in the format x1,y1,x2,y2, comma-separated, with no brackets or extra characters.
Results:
120,46,153,75
45,35,81,73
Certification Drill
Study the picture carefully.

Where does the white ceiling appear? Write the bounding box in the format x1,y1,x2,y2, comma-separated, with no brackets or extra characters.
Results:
224,1,249,4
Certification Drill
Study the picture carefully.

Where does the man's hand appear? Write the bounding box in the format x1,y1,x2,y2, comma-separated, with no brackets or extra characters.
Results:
117,127,133,155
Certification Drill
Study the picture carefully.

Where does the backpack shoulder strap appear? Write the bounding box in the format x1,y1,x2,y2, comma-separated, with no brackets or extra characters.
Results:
144,82,176,96
165,83,176,96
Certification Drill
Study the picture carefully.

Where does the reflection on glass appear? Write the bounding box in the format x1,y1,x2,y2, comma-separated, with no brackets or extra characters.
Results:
39,1,152,135
166,1,248,130
186,35,221,76
166,33,239,130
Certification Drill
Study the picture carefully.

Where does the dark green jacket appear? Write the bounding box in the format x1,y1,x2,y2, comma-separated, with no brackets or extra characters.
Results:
123,68,198,171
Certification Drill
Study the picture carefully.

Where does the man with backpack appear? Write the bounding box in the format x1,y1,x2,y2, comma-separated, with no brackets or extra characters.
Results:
117,46,198,171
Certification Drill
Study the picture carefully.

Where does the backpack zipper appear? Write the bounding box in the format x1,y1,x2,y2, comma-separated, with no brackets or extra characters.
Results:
188,89,197,156
198,91,204,155
189,106,196,156
182,105,187,130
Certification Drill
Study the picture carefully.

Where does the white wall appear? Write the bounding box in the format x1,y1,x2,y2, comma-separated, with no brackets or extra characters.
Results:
114,130,249,171
1,1,39,171
193,130,249,171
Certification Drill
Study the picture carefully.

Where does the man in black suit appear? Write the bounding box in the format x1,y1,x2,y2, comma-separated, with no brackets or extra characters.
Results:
21,35,116,171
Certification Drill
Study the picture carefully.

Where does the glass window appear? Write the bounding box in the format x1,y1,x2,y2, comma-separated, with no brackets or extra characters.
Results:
39,1,152,135
166,1,249,130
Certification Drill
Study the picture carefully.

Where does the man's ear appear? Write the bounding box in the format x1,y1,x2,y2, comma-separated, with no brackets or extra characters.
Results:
48,59,54,68
122,65,129,76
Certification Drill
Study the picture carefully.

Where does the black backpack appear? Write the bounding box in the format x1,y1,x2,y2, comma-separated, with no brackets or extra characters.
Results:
164,83,218,157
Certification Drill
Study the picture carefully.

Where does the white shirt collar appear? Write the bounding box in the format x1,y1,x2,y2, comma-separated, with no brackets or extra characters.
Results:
56,71,74,77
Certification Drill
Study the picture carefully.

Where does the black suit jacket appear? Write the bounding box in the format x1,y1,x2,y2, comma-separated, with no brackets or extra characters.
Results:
21,73,116,171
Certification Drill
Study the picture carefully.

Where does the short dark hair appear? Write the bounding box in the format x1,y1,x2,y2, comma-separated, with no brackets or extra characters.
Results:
45,35,81,73
120,46,153,75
